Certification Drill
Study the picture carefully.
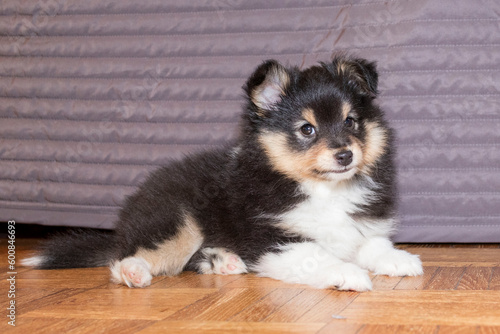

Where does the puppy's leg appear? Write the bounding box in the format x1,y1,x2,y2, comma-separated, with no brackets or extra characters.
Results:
253,242,372,291
110,213,204,288
196,247,248,275
356,237,423,277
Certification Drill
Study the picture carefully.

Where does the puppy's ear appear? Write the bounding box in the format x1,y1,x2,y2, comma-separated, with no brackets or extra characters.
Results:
245,60,290,113
333,56,378,97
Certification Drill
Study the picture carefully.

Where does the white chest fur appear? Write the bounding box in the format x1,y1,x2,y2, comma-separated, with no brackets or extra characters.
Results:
277,178,387,261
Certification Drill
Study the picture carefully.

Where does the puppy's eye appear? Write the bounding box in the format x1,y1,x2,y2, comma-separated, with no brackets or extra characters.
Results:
300,124,316,136
344,117,356,129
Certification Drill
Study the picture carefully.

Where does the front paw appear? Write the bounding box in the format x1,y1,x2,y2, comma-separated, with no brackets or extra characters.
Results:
330,263,373,291
371,249,423,277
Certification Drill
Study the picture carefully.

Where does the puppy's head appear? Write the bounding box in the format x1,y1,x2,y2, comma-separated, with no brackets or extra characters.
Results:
244,55,391,183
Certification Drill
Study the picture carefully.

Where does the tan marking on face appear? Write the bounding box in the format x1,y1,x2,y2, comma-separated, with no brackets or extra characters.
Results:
259,132,317,181
135,213,203,276
259,131,358,182
342,101,352,120
258,131,306,181
359,121,388,172
348,139,364,167
302,108,318,128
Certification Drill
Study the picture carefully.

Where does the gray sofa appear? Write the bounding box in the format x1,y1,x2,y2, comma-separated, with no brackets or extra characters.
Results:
1,0,499,242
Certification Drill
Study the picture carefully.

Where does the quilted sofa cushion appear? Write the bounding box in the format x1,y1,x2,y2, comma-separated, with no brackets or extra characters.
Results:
1,0,499,242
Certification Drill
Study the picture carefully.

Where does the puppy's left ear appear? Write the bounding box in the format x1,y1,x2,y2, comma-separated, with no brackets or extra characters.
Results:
333,56,379,97
245,60,290,113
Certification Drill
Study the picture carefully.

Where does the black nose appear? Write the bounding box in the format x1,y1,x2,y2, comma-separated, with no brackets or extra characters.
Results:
335,150,353,166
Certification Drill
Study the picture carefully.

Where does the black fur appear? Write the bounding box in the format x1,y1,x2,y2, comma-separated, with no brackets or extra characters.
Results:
30,54,396,274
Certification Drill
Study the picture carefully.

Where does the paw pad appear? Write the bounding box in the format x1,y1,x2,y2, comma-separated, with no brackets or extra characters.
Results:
118,257,152,288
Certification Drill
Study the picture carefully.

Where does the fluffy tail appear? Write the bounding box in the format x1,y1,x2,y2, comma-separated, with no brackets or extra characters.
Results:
21,229,116,269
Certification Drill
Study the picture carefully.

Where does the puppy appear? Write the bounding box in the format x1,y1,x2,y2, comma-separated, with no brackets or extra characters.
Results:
22,55,423,291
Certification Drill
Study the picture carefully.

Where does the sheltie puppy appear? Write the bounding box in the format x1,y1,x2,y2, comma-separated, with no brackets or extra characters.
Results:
22,54,423,291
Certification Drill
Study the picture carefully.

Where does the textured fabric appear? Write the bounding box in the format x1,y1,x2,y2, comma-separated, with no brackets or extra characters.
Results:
0,0,499,242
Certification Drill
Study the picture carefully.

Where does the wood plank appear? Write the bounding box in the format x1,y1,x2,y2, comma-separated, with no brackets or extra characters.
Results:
16,267,111,289
22,288,218,320
340,291,500,326
167,287,274,321
316,322,364,334
456,267,492,290
407,248,500,267
136,321,325,334
394,325,438,333
15,288,87,315
488,267,500,290
478,327,500,334
4,318,155,334
438,326,478,334
357,324,438,334
450,245,500,249
395,266,439,290
169,272,242,289
371,275,403,290
425,267,466,290
4,317,63,333
296,290,359,323
223,274,310,289
3,317,65,333
263,289,331,323
230,288,303,322
356,325,399,333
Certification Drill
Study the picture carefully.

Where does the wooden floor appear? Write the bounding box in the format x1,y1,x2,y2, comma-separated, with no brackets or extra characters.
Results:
2,240,500,333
